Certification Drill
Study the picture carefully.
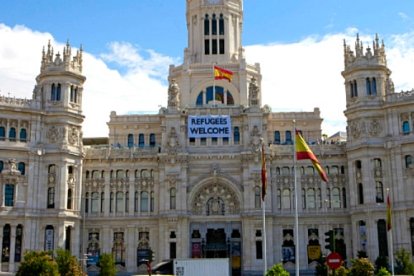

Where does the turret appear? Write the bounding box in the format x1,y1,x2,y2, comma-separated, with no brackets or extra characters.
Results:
34,40,86,113
342,34,393,109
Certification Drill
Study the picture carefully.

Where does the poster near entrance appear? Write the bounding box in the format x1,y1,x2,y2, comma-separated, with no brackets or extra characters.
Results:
192,242,202,258
231,241,241,268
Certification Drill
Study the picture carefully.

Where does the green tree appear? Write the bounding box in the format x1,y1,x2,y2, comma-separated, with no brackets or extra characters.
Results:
349,258,374,276
395,248,414,275
16,251,59,276
336,266,349,276
265,263,289,276
55,249,85,276
375,267,391,276
315,256,327,276
98,253,116,276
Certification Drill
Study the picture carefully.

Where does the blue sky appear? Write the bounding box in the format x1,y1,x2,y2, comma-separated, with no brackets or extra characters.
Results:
1,1,414,137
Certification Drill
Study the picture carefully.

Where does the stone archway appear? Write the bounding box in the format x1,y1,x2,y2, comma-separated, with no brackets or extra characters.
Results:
190,179,241,216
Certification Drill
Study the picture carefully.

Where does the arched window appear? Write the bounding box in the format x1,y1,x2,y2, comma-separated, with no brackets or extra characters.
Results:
140,192,149,212
19,128,27,142
1,225,11,262
196,93,203,106
307,188,316,209
204,14,209,35
65,226,72,251
15,224,23,262
274,131,281,144
4,184,15,207
170,188,176,210
125,192,129,213
219,14,224,35
233,127,240,144
149,133,156,147
57,84,61,101
376,182,384,203
70,85,78,103
51,83,56,100
358,183,364,204
0,161,3,172
353,80,358,96
302,188,306,209
18,162,25,175
212,14,217,35
405,155,413,168
44,225,54,251
0,126,5,140
307,166,315,175
110,192,114,213
116,192,124,213
282,189,291,209
366,78,372,95
332,187,341,208
101,192,105,213
350,81,355,97
91,192,99,213
9,127,16,141
196,86,234,106
254,186,261,209
342,188,347,208
402,121,410,135
285,131,292,144
372,78,377,95
127,134,134,148
277,189,281,209
150,191,154,212
48,187,55,208
67,189,73,209
138,133,145,147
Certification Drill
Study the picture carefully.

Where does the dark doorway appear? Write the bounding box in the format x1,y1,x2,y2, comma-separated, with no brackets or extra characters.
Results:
205,228,227,258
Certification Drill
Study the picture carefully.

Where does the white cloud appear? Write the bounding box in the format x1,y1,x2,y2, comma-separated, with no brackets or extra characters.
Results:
1,23,414,138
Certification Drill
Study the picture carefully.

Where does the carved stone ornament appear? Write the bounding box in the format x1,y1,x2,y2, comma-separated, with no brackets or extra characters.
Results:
368,119,382,137
349,120,361,139
250,125,261,151
168,79,180,108
2,159,21,175
47,126,60,143
192,183,239,215
166,127,179,152
68,126,79,145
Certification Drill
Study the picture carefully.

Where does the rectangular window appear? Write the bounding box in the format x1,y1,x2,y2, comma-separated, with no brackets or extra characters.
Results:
212,39,218,55
170,242,177,259
4,184,14,206
256,240,263,259
189,137,195,145
204,39,210,55
219,39,225,54
212,137,218,145
201,137,207,145
138,134,145,148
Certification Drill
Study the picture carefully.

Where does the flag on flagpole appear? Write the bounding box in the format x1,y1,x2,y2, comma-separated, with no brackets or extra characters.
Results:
387,192,392,231
214,66,233,82
295,130,328,182
261,143,267,201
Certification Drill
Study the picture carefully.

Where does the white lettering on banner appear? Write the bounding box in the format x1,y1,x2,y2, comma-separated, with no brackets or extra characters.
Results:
188,115,232,138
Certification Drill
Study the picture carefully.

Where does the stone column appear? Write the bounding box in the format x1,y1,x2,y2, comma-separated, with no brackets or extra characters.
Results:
126,226,136,273
0,225,3,272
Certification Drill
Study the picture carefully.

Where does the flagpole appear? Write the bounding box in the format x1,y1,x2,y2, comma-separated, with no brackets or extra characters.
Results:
387,188,394,276
213,64,216,107
293,120,300,276
261,139,267,275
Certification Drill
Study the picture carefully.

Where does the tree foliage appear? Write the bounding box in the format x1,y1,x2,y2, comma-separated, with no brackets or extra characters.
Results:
55,249,85,276
395,248,414,275
265,263,289,276
98,253,116,276
376,267,391,276
374,255,389,273
349,257,374,276
16,251,59,276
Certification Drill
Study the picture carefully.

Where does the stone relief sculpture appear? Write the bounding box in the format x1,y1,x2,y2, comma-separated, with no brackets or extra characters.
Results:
249,77,259,107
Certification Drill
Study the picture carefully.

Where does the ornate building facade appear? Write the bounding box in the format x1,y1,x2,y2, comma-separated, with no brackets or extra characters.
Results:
0,0,414,275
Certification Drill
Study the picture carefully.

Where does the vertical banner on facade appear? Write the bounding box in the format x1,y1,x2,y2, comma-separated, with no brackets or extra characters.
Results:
188,115,231,138
45,228,54,251
191,242,202,258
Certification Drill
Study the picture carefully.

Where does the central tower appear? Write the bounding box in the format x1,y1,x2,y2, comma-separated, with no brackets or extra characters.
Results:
185,0,243,64
169,0,261,110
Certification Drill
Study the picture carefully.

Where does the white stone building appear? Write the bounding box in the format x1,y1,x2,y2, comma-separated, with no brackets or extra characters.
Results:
1,0,414,275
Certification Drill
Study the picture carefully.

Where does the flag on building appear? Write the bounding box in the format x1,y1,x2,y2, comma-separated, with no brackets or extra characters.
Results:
295,130,328,182
261,143,267,201
214,66,233,82
387,192,392,231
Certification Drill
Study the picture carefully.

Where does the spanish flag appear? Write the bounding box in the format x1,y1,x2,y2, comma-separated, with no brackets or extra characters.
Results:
386,192,392,231
214,66,233,82
261,143,267,201
295,130,328,182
